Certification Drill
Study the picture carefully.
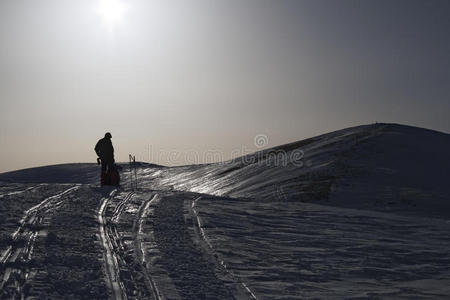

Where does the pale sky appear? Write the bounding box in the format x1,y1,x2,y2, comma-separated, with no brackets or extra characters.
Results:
1,0,449,173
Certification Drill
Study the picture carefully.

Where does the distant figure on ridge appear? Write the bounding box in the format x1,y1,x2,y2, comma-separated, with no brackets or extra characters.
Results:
95,132,119,186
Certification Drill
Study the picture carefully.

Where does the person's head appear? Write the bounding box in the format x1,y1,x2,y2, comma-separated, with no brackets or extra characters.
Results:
105,132,112,139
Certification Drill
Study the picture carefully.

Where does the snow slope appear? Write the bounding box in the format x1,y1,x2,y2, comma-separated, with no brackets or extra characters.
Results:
141,123,450,217
0,123,449,299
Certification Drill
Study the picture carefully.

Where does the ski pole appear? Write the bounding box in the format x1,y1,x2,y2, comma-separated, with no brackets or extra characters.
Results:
129,154,133,190
133,156,137,190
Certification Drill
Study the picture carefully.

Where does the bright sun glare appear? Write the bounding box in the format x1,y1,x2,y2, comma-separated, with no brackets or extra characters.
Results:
97,0,126,29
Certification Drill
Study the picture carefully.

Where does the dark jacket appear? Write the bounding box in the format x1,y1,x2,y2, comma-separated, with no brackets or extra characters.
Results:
95,137,114,161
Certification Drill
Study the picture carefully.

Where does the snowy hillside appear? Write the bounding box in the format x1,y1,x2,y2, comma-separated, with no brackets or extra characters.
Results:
0,123,449,299
142,123,450,217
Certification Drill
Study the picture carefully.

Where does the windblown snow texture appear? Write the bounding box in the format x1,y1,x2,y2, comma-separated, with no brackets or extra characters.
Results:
0,123,449,299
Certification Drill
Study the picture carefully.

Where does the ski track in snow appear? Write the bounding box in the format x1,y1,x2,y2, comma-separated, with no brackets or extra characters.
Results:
191,197,450,299
133,194,163,300
99,190,163,300
0,184,40,198
190,196,258,300
111,191,135,224
1,180,448,299
152,194,236,300
98,189,128,300
0,185,80,294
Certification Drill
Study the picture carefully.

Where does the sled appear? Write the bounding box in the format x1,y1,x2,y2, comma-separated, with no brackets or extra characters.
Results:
101,167,120,186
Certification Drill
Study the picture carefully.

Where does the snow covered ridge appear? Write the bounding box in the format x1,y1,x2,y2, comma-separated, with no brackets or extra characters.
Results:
0,163,100,184
141,123,450,218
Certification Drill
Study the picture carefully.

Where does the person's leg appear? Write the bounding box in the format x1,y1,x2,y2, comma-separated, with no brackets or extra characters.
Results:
101,160,107,185
106,161,115,173
108,161,119,186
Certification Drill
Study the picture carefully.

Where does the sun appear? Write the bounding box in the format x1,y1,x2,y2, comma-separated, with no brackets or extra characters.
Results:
97,0,127,29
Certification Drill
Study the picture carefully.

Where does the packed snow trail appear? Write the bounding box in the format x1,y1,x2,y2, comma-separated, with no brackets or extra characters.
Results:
98,189,127,300
0,185,78,265
152,193,235,300
25,185,109,298
0,185,80,297
133,194,163,300
98,190,164,299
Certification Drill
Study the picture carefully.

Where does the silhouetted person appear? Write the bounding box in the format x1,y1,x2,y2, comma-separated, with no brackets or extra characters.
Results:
95,132,115,185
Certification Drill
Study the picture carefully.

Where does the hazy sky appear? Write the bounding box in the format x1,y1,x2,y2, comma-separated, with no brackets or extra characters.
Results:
1,0,449,172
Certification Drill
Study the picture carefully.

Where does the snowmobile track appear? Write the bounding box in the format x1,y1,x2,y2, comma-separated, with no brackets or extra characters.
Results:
133,194,163,300
0,185,80,295
98,189,128,300
111,192,135,224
